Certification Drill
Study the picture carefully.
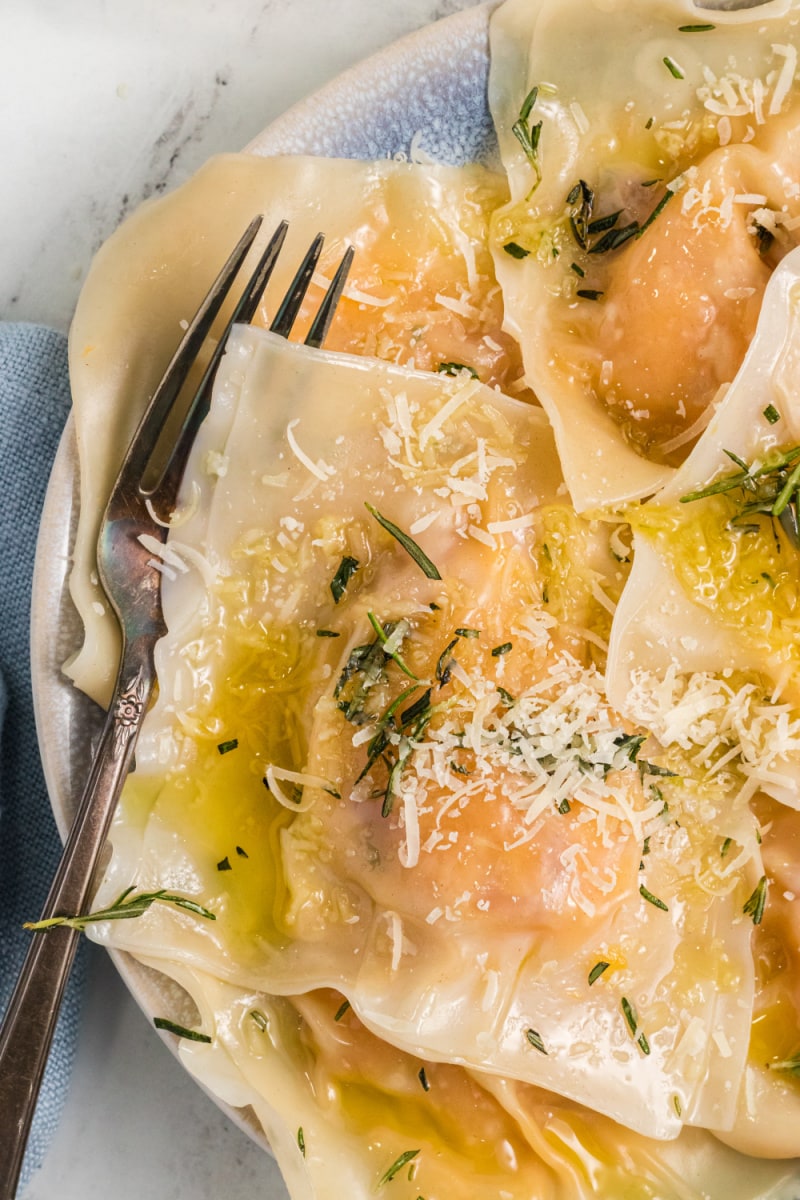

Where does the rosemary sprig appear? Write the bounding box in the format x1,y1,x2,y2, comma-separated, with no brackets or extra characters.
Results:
330,555,359,604
366,502,442,579
767,1052,800,1077
566,179,594,249
566,180,672,260
512,85,543,192
367,611,419,681
743,875,768,925
588,961,610,986
526,1028,548,1054
680,446,800,547
640,884,669,912
24,886,216,932
437,361,478,378
153,1017,212,1043
379,1150,420,1186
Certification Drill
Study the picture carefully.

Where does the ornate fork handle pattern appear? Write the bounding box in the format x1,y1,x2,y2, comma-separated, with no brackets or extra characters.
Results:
0,215,353,1198
0,643,155,1198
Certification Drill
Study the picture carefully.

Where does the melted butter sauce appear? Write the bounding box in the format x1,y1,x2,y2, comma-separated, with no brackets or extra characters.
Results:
631,494,800,679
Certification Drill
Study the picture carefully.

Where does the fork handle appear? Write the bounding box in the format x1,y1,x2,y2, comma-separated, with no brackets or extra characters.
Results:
0,644,154,1200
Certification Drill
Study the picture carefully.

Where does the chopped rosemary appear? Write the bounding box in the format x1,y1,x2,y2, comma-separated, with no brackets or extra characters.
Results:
251,1009,269,1032
512,85,543,192
526,1028,548,1054
366,503,442,579
418,1066,431,1092
497,686,516,706
236,845,248,858
216,856,232,872
380,1150,420,1185
679,23,715,31
680,445,800,547
640,884,669,912
589,221,639,255
456,627,480,639
436,637,459,686
743,875,768,925
767,1052,800,1078
638,1032,651,1056
401,687,433,728
334,999,351,1022
588,961,610,986
503,241,530,259
217,738,238,755
587,209,623,236
367,611,419,681
721,837,732,858
663,55,685,79
382,740,413,818
567,176,671,263
614,733,646,763
636,189,674,238
297,1128,306,1157
621,996,638,1037
316,629,341,638
336,635,392,719
753,221,775,254
330,555,360,604
764,404,781,425
24,886,216,932
576,288,604,301
673,1094,683,1116
566,179,594,249
154,1017,211,1043
437,361,478,378
570,262,585,277
491,642,513,657
645,116,654,130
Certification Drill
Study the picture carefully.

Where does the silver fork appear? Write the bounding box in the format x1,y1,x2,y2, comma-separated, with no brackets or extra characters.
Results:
0,218,354,1199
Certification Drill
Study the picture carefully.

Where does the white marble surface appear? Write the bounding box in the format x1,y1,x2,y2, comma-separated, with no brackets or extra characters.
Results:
3,1,480,1196
2,0,480,332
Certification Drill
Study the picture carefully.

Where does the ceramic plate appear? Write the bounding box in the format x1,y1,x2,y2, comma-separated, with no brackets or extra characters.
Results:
30,0,496,1153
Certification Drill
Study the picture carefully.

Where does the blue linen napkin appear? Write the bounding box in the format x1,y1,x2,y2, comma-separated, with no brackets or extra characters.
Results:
0,323,85,1187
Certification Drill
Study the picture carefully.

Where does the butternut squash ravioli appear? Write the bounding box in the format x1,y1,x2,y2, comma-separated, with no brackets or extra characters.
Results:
63,2,800,1198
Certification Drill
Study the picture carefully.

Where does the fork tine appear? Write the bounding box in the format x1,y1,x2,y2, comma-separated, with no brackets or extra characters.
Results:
127,214,263,478
269,232,325,337
305,246,355,348
140,219,289,501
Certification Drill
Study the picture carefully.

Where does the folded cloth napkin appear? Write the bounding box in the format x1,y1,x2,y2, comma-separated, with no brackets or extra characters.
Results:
0,323,85,1188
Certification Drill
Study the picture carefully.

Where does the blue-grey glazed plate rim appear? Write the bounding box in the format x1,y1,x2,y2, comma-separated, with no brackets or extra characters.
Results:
31,0,495,1157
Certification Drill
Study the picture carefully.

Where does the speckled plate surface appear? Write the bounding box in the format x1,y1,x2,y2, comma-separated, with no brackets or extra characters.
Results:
31,0,495,1155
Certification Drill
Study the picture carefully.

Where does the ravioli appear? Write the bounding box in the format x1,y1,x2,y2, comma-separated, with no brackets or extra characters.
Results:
489,0,800,509
59,4,800,1195
605,246,800,1158
67,153,522,709
69,323,753,1155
